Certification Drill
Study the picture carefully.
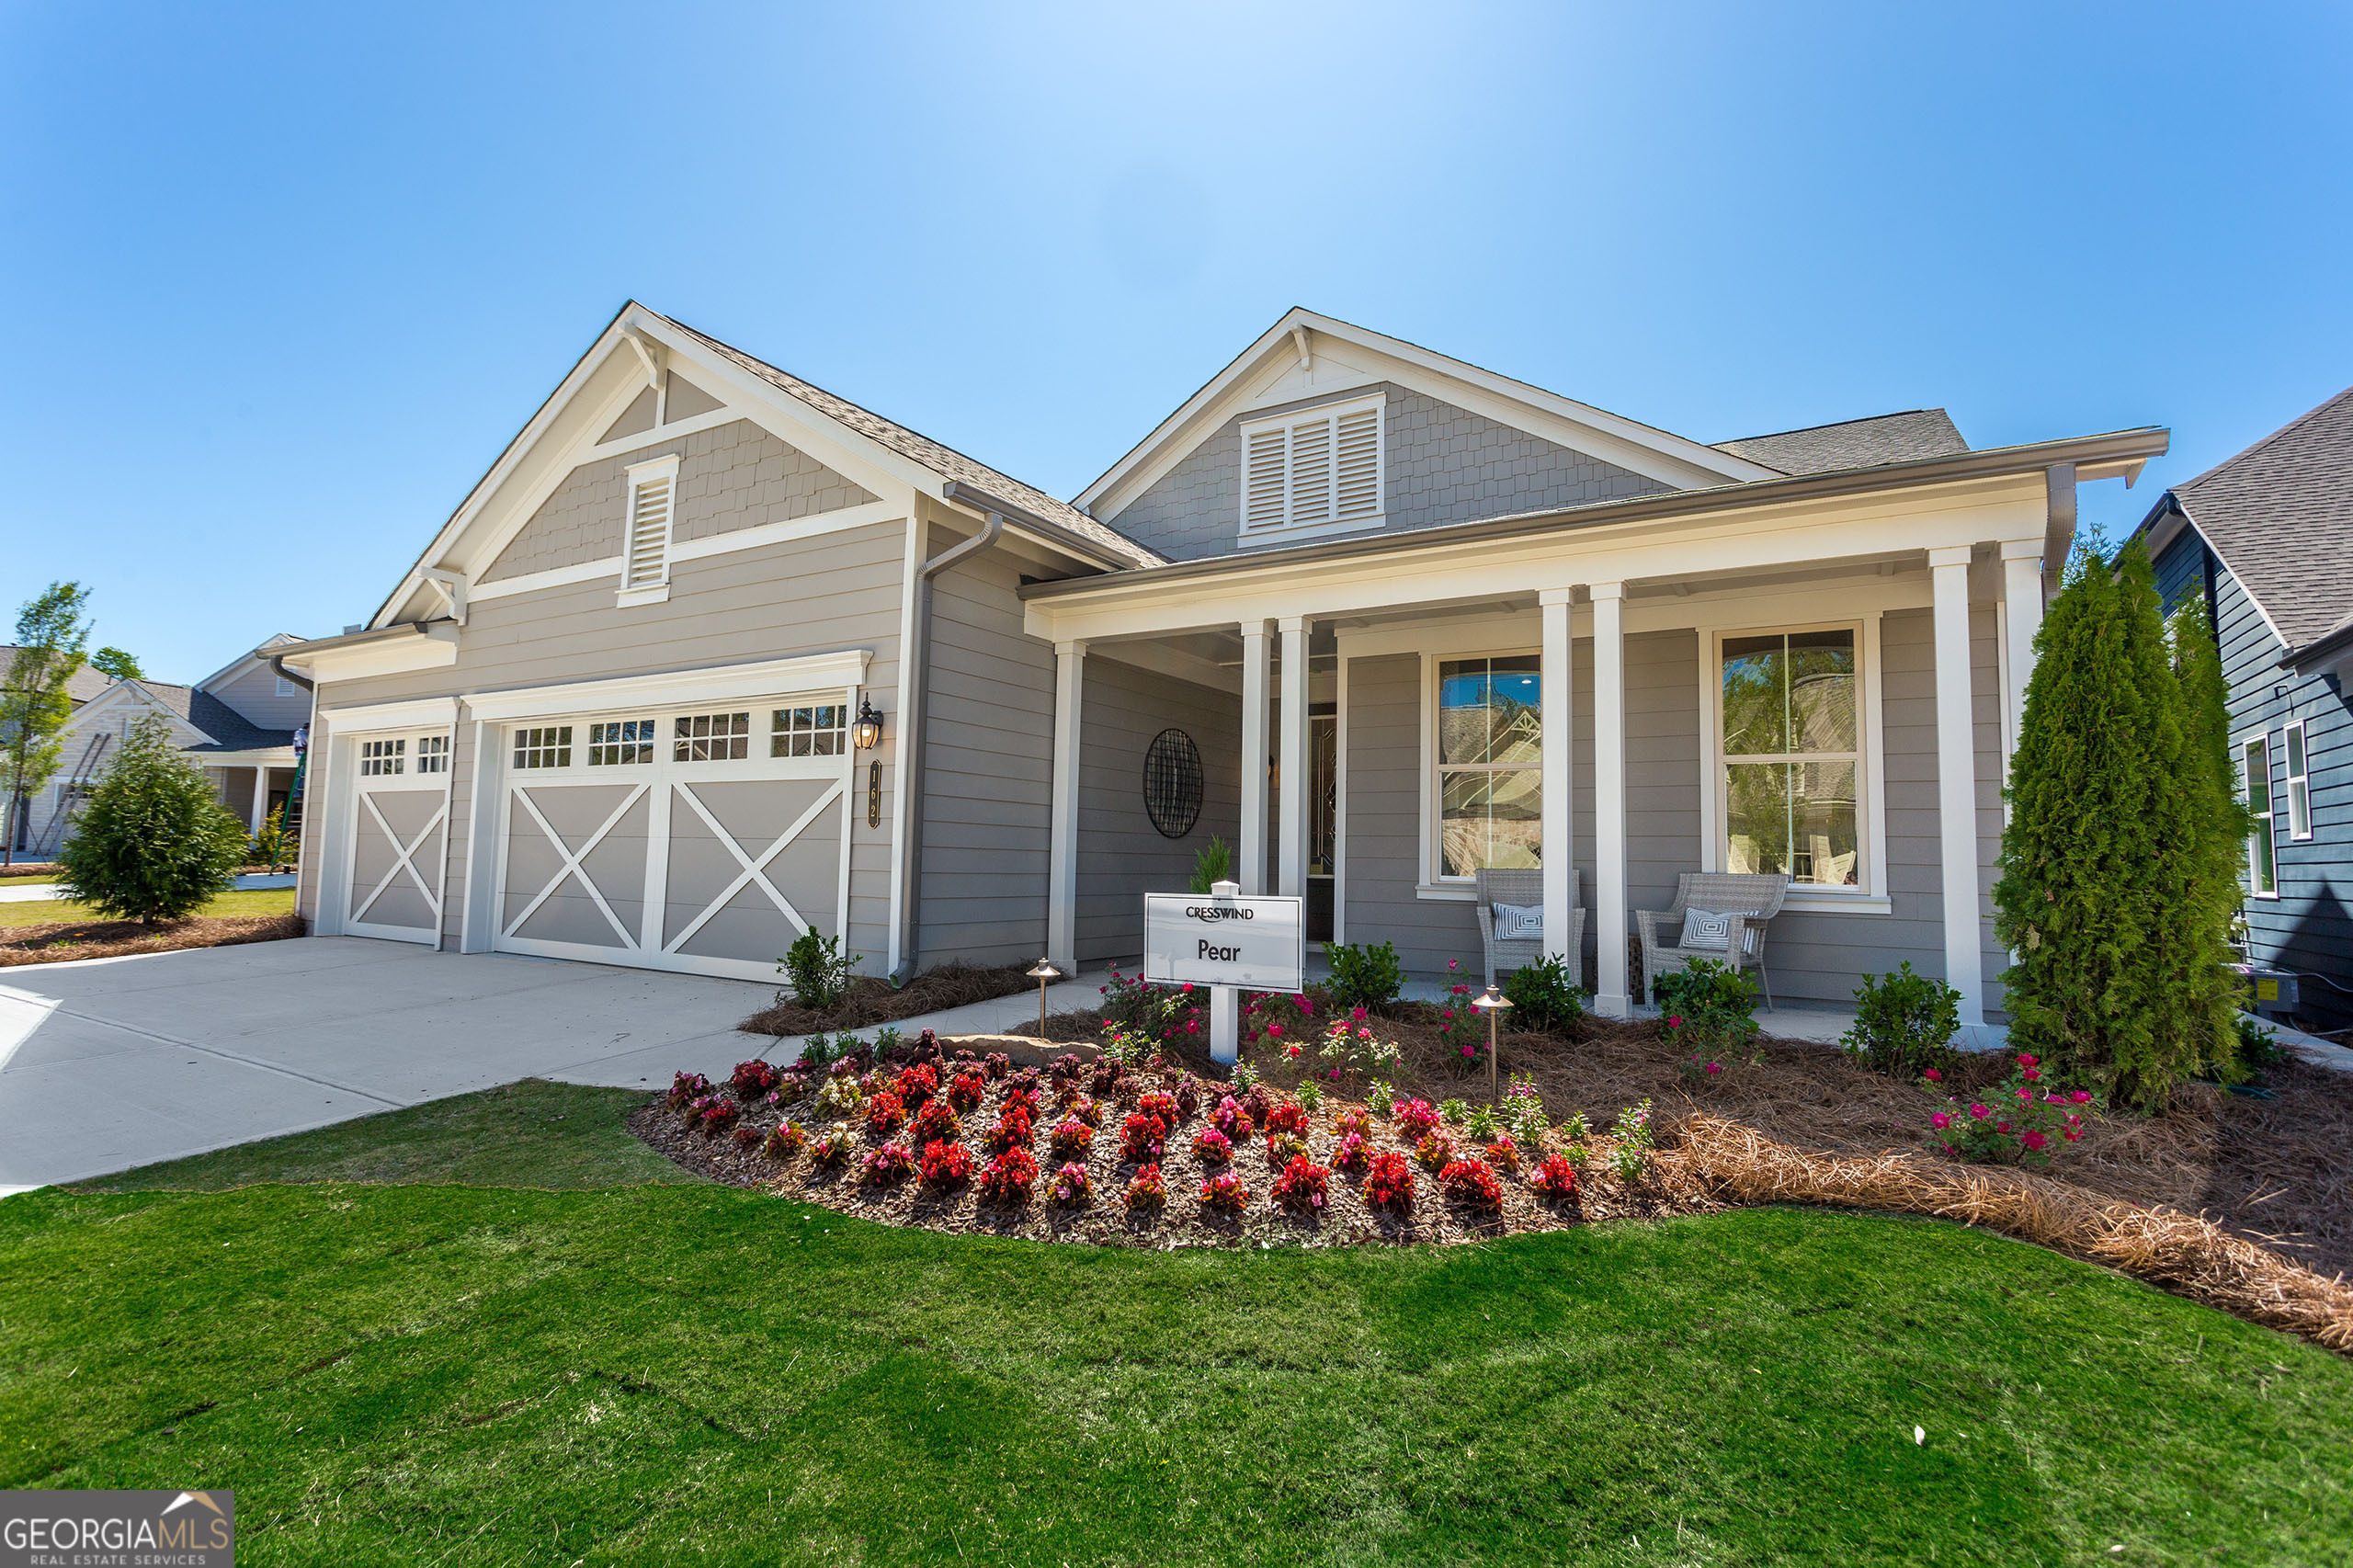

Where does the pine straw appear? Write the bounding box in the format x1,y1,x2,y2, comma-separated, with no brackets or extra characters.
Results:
1668,1113,2353,1353
741,962,1040,1037
0,911,306,967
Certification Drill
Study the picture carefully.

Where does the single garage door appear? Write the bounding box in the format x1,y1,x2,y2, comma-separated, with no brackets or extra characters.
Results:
491,701,850,981
343,729,452,944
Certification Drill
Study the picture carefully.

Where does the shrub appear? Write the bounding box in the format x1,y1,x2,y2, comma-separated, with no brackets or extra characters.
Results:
693,1096,738,1135
1120,1112,1167,1164
1125,1163,1169,1210
774,1071,808,1104
1325,940,1405,1012
984,1051,1012,1082
794,1033,844,1073
1209,1096,1253,1143
1272,1156,1331,1214
1363,1153,1415,1213
1413,1131,1455,1171
667,1071,712,1109
1316,1015,1398,1088
1198,1171,1251,1214
764,1120,807,1160
1263,1131,1308,1168
1174,1075,1202,1120
1926,1053,2098,1170
1261,1100,1308,1138
1098,969,1202,1045
1439,1157,1502,1209
1188,834,1234,893
1066,1093,1103,1127
1500,1074,1550,1144
1193,1126,1233,1164
730,1124,761,1150
948,1071,987,1113
1529,1154,1579,1199
1050,1162,1092,1206
1367,1080,1396,1118
862,1140,915,1184
985,1107,1034,1155
909,1097,961,1149
1332,1106,1371,1140
1331,1131,1372,1175
918,1139,973,1187
57,714,250,923
865,1091,905,1136
1841,962,1964,1080
1136,1090,1180,1128
730,1060,781,1099
1466,1103,1498,1142
892,1063,938,1110
1243,988,1316,1053
811,1123,856,1168
1608,1099,1654,1185
1241,1082,1275,1126
1504,953,1586,1033
1483,1136,1520,1173
2235,1013,2293,1075
1048,1118,1094,1161
1438,1097,1469,1126
1296,1078,1324,1112
978,1146,1039,1202
779,928,858,1010
1394,1098,1441,1139
1655,960,1761,1060
814,1073,865,1119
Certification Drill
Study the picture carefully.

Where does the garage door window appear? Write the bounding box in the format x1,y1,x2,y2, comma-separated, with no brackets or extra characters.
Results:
588,719,656,766
771,704,846,757
675,711,750,761
416,734,449,774
361,739,406,776
514,726,573,769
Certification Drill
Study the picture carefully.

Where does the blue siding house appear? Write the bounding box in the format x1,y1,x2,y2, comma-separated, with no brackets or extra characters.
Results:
2134,386,2353,1034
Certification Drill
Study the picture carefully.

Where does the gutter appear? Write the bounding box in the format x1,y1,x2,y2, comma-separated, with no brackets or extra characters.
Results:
268,653,314,693
891,502,1006,982
273,619,444,664
938,481,1159,574
1019,426,2172,604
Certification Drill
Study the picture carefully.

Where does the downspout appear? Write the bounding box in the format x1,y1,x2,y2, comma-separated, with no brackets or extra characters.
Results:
892,506,1005,983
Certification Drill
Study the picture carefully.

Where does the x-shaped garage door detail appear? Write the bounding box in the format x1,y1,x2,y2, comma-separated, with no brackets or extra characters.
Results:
351,792,446,926
500,783,650,949
661,779,844,956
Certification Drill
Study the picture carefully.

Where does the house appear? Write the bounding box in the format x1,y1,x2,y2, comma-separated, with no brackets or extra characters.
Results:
18,636,310,856
278,304,2166,1027
2131,386,2353,1033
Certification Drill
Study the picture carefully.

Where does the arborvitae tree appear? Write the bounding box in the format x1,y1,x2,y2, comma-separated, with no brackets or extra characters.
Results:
57,714,250,923
2157,586,2250,1081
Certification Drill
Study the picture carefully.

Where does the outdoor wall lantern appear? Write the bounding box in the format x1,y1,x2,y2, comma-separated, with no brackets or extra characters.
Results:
1471,985,1513,1100
853,698,884,751
1027,960,1063,1041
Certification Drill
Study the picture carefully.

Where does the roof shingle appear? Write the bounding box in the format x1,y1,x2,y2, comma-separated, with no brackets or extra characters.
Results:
1713,409,1970,475
2168,386,2353,652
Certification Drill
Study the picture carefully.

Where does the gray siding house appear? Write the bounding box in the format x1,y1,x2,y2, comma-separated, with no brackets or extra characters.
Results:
283,305,2166,1027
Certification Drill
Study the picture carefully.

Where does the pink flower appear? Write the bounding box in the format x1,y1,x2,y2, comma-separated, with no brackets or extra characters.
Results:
1969,1104,1989,1119
2017,1053,2038,1067
1442,1010,1456,1021
2022,1067,2040,1082
1285,1043,1302,1059
1350,1006,1368,1022
1448,959,1461,971
1267,1024,1281,1039
1996,1122,2011,1133
2071,1090,2092,1104
2063,1128,2083,1142
1666,1015,1685,1028
1923,1067,1942,1081
1181,982,1194,993
2016,1088,2031,1102
1704,1062,1722,1076
1326,1069,1340,1081
1931,1110,1951,1130
1460,1044,1474,1058
2022,1131,2048,1152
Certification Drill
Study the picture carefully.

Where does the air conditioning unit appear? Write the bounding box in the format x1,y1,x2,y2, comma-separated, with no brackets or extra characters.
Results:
2230,962,2301,1023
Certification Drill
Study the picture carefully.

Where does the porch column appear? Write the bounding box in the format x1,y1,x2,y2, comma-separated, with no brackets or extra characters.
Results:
1591,583,1631,1019
1539,589,1575,969
250,766,270,835
1930,548,1986,1026
1277,616,1311,898
1047,640,1086,975
1239,621,1271,894
2000,539,2044,766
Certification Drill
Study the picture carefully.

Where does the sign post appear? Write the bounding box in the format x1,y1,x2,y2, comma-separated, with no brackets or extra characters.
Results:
1143,879,1305,1065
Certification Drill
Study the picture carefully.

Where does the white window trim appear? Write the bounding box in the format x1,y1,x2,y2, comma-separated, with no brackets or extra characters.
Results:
1699,617,1891,914
1237,392,1386,547
2242,730,2279,898
1418,645,1543,892
618,453,682,606
2283,719,2312,842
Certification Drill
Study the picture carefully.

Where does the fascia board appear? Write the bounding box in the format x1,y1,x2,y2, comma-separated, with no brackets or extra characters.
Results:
187,746,301,765
289,625,461,684
317,695,460,733
458,647,873,724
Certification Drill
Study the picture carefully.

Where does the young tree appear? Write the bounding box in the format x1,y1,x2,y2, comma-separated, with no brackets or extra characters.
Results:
0,582,93,866
88,646,144,681
57,714,250,923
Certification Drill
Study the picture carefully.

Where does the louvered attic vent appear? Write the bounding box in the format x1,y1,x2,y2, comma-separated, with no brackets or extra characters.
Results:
1240,394,1384,539
620,454,682,598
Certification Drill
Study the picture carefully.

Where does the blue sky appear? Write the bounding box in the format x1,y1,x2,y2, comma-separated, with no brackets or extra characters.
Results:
4,1,2349,678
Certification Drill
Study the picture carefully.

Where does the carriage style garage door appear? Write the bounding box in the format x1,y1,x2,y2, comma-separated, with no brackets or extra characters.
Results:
490,699,852,982
343,729,453,944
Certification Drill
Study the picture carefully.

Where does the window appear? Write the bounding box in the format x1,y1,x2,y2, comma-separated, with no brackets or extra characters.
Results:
1720,630,1859,888
415,734,449,775
675,711,750,761
770,705,846,758
1240,395,1383,537
360,738,406,777
2284,721,2312,841
514,726,573,769
622,454,681,591
588,719,656,766
1436,654,1540,878
2244,734,2278,895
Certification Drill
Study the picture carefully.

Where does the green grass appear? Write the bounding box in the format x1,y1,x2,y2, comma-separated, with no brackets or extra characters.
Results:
0,884,294,928
6,1084,2350,1565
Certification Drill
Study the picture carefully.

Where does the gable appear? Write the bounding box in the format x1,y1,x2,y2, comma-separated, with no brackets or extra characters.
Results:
1103,381,1673,562
483,418,879,584
599,370,728,443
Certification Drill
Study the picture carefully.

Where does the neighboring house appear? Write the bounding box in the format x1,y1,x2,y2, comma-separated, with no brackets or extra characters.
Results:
19,636,310,856
2132,387,2353,1033
279,303,2165,1028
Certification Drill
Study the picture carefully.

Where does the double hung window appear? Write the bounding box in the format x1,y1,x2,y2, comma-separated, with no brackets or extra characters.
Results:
1435,654,1541,877
1720,630,1860,888
2244,735,2278,895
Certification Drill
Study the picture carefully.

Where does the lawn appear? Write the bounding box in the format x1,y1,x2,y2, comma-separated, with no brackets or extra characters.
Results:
6,1083,2348,1565
0,884,294,928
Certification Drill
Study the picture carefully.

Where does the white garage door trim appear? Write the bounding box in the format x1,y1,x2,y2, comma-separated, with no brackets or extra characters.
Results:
339,727,456,945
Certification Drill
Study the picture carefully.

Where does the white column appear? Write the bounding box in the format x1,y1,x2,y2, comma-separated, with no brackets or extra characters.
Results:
1930,548,1986,1027
2000,540,2044,767
1591,583,1630,1019
1046,640,1086,975
250,765,270,835
1277,616,1311,897
1239,620,1271,894
1540,589,1575,969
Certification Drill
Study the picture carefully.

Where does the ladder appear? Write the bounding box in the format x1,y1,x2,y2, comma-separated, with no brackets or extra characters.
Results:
275,745,309,873
25,731,112,861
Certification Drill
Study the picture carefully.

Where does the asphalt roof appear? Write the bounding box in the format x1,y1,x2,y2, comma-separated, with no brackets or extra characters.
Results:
1713,409,1970,475
653,312,1165,570
2167,385,2353,652
128,680,294,753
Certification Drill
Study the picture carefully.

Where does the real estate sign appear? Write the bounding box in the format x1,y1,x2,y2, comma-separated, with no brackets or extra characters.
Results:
1142,888,1304,993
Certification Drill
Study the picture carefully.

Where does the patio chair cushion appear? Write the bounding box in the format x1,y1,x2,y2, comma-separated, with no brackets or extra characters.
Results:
1677,907,1758,957
1493,902,1545,941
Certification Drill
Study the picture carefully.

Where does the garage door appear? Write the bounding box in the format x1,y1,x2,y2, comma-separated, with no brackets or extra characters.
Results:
490,701,850,981
344,730,452,944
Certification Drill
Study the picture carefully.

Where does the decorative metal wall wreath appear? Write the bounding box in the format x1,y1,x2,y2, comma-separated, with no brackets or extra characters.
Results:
1141,728,1204,839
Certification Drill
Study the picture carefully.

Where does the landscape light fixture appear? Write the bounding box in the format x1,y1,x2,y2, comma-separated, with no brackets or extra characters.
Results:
1472,984,1512,1100
853,698,884,751
1027,960,1062,1040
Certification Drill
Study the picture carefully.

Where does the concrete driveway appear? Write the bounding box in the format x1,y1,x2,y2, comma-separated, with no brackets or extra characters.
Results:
0,937,785,1189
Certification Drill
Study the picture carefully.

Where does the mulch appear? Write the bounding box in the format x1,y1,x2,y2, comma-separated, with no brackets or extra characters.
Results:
0,912,307,967
739,962,1040,1038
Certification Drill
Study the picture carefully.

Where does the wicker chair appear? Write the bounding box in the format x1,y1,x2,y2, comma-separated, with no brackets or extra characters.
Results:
1473,868,1585,988
1633,871,1790,1008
